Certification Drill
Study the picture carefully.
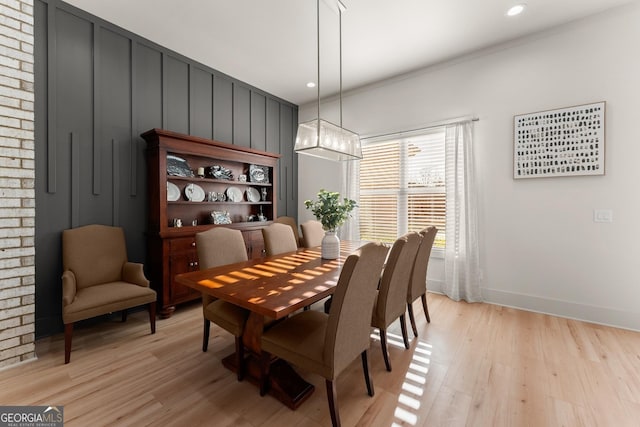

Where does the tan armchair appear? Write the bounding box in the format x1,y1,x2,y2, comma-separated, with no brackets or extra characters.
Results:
260,242,389,427
195,227,250,381
407,226,437,336
61,224,156,364
261,222,298,256
300,220,324,248
371,232,422,371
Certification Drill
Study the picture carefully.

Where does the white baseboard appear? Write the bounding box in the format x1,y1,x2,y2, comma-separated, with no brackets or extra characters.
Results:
428,279,640,332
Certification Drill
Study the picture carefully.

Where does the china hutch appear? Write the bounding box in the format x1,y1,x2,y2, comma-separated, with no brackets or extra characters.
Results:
142,128,280,317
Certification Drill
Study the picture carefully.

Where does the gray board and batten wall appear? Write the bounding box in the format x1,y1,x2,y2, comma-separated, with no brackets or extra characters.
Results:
34,0,299,338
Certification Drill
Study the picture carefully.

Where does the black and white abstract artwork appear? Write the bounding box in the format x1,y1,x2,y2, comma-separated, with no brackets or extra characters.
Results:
514,101,605,179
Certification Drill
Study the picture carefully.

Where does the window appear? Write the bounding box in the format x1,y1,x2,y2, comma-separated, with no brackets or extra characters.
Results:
358,128,446,248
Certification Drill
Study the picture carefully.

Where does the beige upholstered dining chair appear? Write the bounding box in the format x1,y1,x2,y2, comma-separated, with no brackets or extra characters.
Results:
195,227,250,381
300,220,325,248
407,226,437,336
259,242,389,427
274,216,301,247
371,232,422,371
261,222,298,256
61,224,157,364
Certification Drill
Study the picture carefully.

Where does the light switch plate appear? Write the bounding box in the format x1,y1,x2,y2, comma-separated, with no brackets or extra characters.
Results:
593,209,613,223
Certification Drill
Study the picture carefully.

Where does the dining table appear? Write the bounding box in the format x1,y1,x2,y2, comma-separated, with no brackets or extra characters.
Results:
174,240,364,409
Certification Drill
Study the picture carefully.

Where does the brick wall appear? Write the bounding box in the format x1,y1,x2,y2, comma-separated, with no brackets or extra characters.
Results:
0,0,35,368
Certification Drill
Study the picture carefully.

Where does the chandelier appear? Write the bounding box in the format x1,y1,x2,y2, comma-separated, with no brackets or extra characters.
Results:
294,0,362,161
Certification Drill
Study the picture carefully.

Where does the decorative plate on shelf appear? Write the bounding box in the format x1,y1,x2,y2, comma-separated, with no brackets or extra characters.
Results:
167,182,181,202
226,186,243,202
205,165,233,180
167,155,194,177
245,187,260,203
249,164,269,183
184,183,205,202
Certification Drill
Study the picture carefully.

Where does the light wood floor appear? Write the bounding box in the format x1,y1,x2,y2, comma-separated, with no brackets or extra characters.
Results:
2,294,640,426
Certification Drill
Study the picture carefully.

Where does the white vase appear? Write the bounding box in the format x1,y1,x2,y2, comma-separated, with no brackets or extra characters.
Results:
321,230,340,259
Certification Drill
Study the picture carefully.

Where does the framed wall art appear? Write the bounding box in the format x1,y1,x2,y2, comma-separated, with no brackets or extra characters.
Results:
513,101,605,179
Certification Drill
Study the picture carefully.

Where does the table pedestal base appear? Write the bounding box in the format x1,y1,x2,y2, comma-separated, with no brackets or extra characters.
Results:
222,353,314,410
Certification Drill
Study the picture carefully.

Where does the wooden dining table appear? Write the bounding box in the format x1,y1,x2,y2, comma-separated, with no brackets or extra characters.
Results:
174,240,364,409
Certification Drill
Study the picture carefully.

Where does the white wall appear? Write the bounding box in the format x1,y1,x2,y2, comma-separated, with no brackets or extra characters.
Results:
298,2,640,330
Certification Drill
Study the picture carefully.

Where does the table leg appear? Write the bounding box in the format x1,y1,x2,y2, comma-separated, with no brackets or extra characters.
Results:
221,311,314,410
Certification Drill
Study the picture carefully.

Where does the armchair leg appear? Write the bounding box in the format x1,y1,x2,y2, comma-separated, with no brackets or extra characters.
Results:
148,301,156,334
64,323,73,364
399,314,410,349
380,329,391,372
121,309,127,322
421,293,431,323
202,319,211,352
407,302,418,338
361,350,374,397
326,379,341,427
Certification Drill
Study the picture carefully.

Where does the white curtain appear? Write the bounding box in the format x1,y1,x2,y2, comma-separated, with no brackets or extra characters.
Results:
340,159,360,241
444,121,482,302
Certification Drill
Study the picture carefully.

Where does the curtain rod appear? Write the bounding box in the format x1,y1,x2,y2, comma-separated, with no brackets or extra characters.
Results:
361,115,479,141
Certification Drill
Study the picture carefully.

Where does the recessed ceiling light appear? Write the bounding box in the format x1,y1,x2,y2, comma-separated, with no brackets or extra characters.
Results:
306,82,316,88
506,4,526,17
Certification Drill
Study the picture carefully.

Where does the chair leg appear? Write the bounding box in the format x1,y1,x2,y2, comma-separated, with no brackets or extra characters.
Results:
421,293,431,323
399,314,410,349
235,336,245,382
148,302,156,334
361,350,374,397
64,323,73,364
325,379,341,427
202,319,210,352
121,309,127,322
324,296,333,314
407,302,418,338
259,351,271,396
380,329,391,372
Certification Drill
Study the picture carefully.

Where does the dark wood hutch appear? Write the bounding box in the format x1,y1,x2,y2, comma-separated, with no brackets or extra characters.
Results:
142,129,280,317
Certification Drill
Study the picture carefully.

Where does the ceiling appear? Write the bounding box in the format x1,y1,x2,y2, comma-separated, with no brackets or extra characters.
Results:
65,0,636,106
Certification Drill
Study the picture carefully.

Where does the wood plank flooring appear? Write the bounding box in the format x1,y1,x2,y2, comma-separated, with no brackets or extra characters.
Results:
1,294,639,426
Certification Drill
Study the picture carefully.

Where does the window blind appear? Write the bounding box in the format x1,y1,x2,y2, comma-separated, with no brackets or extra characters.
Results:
359,129,446,247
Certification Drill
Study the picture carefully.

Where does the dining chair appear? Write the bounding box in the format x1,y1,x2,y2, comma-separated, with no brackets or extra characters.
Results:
407,226,437,336
274,216,301,247
261,222,298,256
300,220,325,248
371,231,422,371
61,224,157,364
195,227,250,381
259,242,389,427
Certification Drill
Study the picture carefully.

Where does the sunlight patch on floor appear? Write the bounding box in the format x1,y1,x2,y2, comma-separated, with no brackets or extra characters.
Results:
392,340,433,426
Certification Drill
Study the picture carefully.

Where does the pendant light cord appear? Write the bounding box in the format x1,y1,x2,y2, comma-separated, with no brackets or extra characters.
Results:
316,1,345,132
316,0,321,140
339,8,343,127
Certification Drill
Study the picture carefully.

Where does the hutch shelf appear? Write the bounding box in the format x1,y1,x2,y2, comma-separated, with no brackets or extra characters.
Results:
142,128,280,318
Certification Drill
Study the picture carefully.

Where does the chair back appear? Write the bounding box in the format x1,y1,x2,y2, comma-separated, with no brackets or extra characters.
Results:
195,227,248,269
262,223,298,256
408,226,437,302
325,242,389,377
374,232,422,327
62,224,128,289
274,216,300,246
300,220,325,248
